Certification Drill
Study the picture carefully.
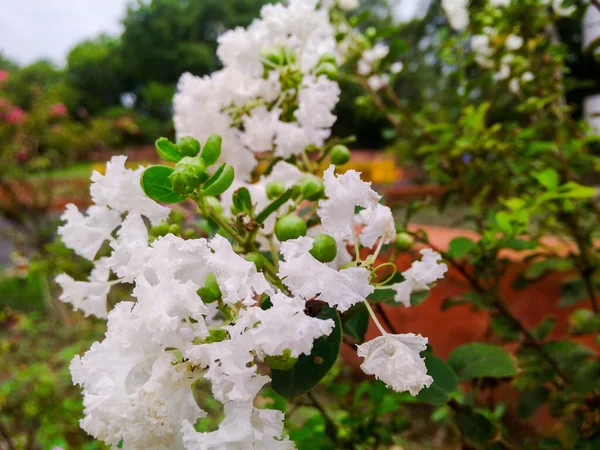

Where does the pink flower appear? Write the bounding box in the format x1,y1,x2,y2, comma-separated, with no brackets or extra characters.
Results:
5,107,26,124
0,71,8,82
50,103,68,117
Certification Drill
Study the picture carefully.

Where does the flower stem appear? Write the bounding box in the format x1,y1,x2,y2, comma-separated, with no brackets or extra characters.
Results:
363,299,387,336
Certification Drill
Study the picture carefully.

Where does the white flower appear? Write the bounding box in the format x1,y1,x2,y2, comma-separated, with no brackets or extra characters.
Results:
338,0,360,11
55,259,113,318
522,71,534,83
505,34,523,51
70,302,204,449
185,338,270,404
278,236,374,312
495,64,511,81
390,62,404,74
295,75,340,130
356,204,396,249
181,403,293,450
391,249,448,307
105,213,151,283
242,106,281,153
90,156,170,225
362,43,389,64
228,292,335,358
442,0,469,30
509,77,520,94
357,333,433,395
367,74,390,91
207,235,272,305
274,121,315,158
490,0,511,6
58,204,121,260
318,165,381,242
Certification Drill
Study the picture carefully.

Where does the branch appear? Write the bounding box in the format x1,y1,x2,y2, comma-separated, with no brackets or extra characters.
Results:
306,391,339,444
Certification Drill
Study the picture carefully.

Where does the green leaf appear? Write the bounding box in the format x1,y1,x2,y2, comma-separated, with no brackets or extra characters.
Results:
533,169,559,190
556,182,596,199
490,315,520,341
448,343,517,381
447,237,476,259
256,189,294,224
202,163,235,197
517,386,550,418
232,187,252,213
454,406,495,447
141,166,186,204
341,302,369,343
560,278,600,307
416,355,458,404
155,137,181,163
495,212,512,234
532,317,555,340
271,304,341,399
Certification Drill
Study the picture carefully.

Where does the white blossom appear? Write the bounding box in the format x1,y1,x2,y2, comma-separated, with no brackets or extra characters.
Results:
505,34,523,51
390,61,404,74
55,259,113,318
357,333,433,395
90,156,170,225
367,74,390,91
181,403,293,450
318,165,381,242
391,249,447,307
356,203,396,249
278,236,374,312
442,0,469,30
58,204,121,260
338,0,360,11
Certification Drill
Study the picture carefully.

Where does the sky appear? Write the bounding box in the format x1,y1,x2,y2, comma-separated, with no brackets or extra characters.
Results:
0,0,428,67
0,0,131,66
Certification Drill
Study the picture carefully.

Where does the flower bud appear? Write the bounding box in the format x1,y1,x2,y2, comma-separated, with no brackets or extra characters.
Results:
261,48,285,66
197,273,221,303
309,233,337,263
330,145,351,165
266,180,286,200
169,157,209,195
151,222,170,237
318,53,337,65
275,215,307,241
264,349,298,371
176,136,200,157
315,61,338,80
200,134,222,167
168,223,180,235
244,252,265,271
299,175,325,201
395,232,414,251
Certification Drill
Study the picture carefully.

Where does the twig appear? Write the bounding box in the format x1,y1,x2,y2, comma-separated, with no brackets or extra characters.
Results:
306,391,339,444
0,418,16,450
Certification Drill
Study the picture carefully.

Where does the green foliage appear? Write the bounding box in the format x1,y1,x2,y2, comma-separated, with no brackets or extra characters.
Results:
271,304,341,399
448,343,517,382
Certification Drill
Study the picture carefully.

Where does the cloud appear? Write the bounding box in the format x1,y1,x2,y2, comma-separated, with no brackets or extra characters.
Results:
0,0,131,66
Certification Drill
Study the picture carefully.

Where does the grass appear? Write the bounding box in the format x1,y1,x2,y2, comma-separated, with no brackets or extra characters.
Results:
26,163,93,180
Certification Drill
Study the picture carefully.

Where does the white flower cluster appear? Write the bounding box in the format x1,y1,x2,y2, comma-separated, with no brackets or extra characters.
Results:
442,0,470,30
173,0,341,181
56,157,447,449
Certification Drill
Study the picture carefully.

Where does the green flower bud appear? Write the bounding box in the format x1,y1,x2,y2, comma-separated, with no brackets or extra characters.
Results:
309,233,337,263
261,48,285,66
275,215,307,242
330,145,351,165
244,252,265,271
365,27,377,39
170,210,185,224
299,175,325,201
201,134,222,167
315,61,338,80
183,228,196,239
197,273,221,303
168,223,180,235
395,232,414,251
319,53,337,65
169,157,209,195
264,348,298,371
176,136,201,157
204,196,223,214
266,180,286,200
151,222,170,237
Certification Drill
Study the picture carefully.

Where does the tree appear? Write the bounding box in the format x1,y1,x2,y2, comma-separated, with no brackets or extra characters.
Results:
65,35,128,114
